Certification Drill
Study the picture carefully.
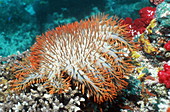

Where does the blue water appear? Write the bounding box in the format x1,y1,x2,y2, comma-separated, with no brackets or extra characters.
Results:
0,0,151,57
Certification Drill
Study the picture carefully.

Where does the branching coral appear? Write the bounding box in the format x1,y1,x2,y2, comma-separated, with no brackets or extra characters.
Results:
10,14,137,103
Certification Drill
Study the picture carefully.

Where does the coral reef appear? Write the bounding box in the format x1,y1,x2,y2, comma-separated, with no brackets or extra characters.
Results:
133,0,170,60
0,0,170,112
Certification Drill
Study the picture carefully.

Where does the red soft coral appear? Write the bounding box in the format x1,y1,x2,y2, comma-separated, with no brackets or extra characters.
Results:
158,64,170,88
122,7,156,36
139,7,156,20
164,41,170,51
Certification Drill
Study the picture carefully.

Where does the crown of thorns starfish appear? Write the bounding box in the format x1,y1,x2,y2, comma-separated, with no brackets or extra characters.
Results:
10,14,136,103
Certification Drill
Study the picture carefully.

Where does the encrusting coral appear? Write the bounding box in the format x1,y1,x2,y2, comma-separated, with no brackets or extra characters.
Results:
10,14,137,103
